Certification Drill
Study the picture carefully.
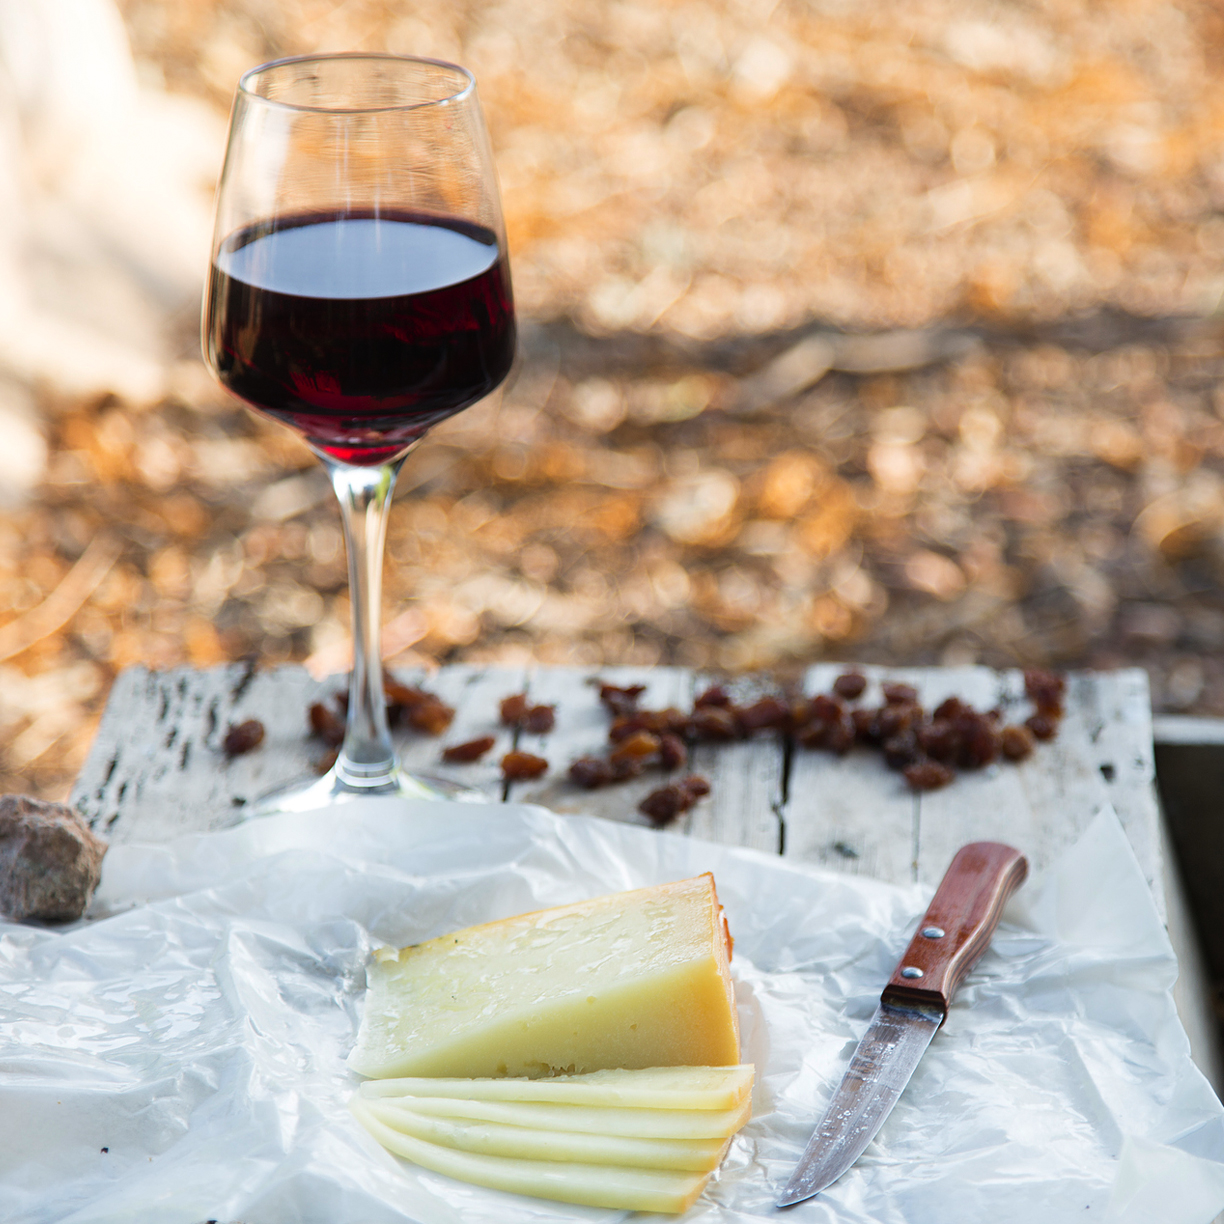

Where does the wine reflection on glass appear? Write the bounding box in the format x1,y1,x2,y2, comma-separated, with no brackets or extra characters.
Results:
202,54,516,812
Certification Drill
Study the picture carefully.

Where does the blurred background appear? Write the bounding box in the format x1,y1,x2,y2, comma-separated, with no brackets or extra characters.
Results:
2,0,1224,801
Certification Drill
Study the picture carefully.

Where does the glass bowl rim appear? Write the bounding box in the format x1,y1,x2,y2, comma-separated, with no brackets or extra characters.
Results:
237,52,475,115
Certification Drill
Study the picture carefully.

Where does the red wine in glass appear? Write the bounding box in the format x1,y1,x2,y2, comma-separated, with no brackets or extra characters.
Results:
203,53,514,812
205,208,516,465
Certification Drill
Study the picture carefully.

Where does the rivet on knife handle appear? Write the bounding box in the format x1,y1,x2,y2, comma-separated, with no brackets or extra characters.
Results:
882,841,1028,1017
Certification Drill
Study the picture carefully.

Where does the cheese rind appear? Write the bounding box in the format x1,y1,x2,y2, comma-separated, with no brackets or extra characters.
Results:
350,1099,713,1214
359,1063,755,1110
363,1099,730,1170
348,873,739,1080
371,1092,752,1139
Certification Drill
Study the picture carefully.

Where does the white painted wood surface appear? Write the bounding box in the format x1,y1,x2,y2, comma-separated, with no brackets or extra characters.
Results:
73,662,1160,897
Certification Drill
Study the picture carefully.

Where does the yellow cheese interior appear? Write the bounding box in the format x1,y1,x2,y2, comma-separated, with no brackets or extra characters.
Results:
351,1099,714,1214
348,873,739,1080
359,1063,754,1110
371,1093,752,1138
362,1099,730,1170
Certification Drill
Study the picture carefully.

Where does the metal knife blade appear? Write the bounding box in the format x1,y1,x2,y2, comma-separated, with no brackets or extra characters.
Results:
776,841,1029,1208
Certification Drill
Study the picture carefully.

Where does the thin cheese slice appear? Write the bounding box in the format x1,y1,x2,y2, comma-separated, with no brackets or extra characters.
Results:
359,1064,755,1110
363,1098,730,1171
351,1099,712,1214
348,873,739,1079
372,1092,752,1139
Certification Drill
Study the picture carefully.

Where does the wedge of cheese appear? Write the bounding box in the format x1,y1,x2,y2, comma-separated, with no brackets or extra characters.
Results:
368,1093,752,1139
348,873,739,1079
359,1064,755,1110
351,1099,714,1214
361,1099,730,1170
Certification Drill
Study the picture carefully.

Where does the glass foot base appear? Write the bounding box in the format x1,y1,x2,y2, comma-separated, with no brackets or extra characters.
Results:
244,763,489,817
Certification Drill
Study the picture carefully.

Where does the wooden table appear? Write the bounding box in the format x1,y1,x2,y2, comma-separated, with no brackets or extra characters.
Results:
70,660,1219,1090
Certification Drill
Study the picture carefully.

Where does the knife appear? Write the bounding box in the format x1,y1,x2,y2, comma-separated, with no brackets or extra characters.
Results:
776,840,1029,1208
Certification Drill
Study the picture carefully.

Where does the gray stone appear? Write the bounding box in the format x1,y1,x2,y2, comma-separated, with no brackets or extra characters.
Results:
0,795,107,922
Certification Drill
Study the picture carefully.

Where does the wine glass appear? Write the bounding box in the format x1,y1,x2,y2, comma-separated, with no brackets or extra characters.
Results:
202,54,515,812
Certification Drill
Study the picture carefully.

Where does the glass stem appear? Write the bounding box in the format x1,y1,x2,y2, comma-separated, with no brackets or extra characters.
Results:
327,458,405,789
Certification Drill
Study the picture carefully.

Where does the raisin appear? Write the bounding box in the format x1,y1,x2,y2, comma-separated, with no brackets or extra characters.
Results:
833,672,867,700
384,679,430,709
308,701,344,747
1025,711,1058,741
609,730,662,763
795,718,829,748
524,704,556,734
223,719,265,757
904,760,955,791
809,693,845,722
738,695,790,732
681,774,712,799
658,732,688,771
853,707,882,744
1000,724,1035,761
882,682,918,705
609,708,688,740
499,693,530,726
826,711,857,755
916,719,958,762
694,684,732,708
1024,668,1066,714
690,706,740,741
407,698,455,736
933,696,966,722
878,701,921,738
954,713,1000,768
611,755,646,780
639,784,688,826
569,755,615,789
598,683,646,716
441,736,496,763
501,751,549,781
882,729,919,770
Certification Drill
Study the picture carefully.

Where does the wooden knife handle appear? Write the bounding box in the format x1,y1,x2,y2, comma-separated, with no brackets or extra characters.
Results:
881,842,1028,1015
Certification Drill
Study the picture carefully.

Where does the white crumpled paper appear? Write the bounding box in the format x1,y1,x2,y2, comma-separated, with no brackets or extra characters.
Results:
2,799,1223,1224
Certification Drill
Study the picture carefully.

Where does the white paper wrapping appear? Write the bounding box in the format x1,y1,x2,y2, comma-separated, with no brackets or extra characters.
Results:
2,799,1222,1224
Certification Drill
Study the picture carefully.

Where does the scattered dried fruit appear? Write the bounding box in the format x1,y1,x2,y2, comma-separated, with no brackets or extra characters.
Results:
609,730,662,763
309,700,345,747
223,718,265,757
882,682,918,705
638,775,711,826
904,760,955,791
658,731,688,770
737,695,790,732
501,750,549,781
499,693,530,726
598,684,646,716
523,704,557,734
442,736,497,763
1000,724,1035,761
569,756,616,789
690,705,739,741
1025,711,1059,741
833,672,867,700
1024,669,1067,715
406,698,455,736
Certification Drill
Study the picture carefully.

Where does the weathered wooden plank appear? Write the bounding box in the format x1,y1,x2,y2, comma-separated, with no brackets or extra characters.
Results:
509,665,691,826
909,666,1046,885
71,662,325,842
783,663,920,885
682,673,784,854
